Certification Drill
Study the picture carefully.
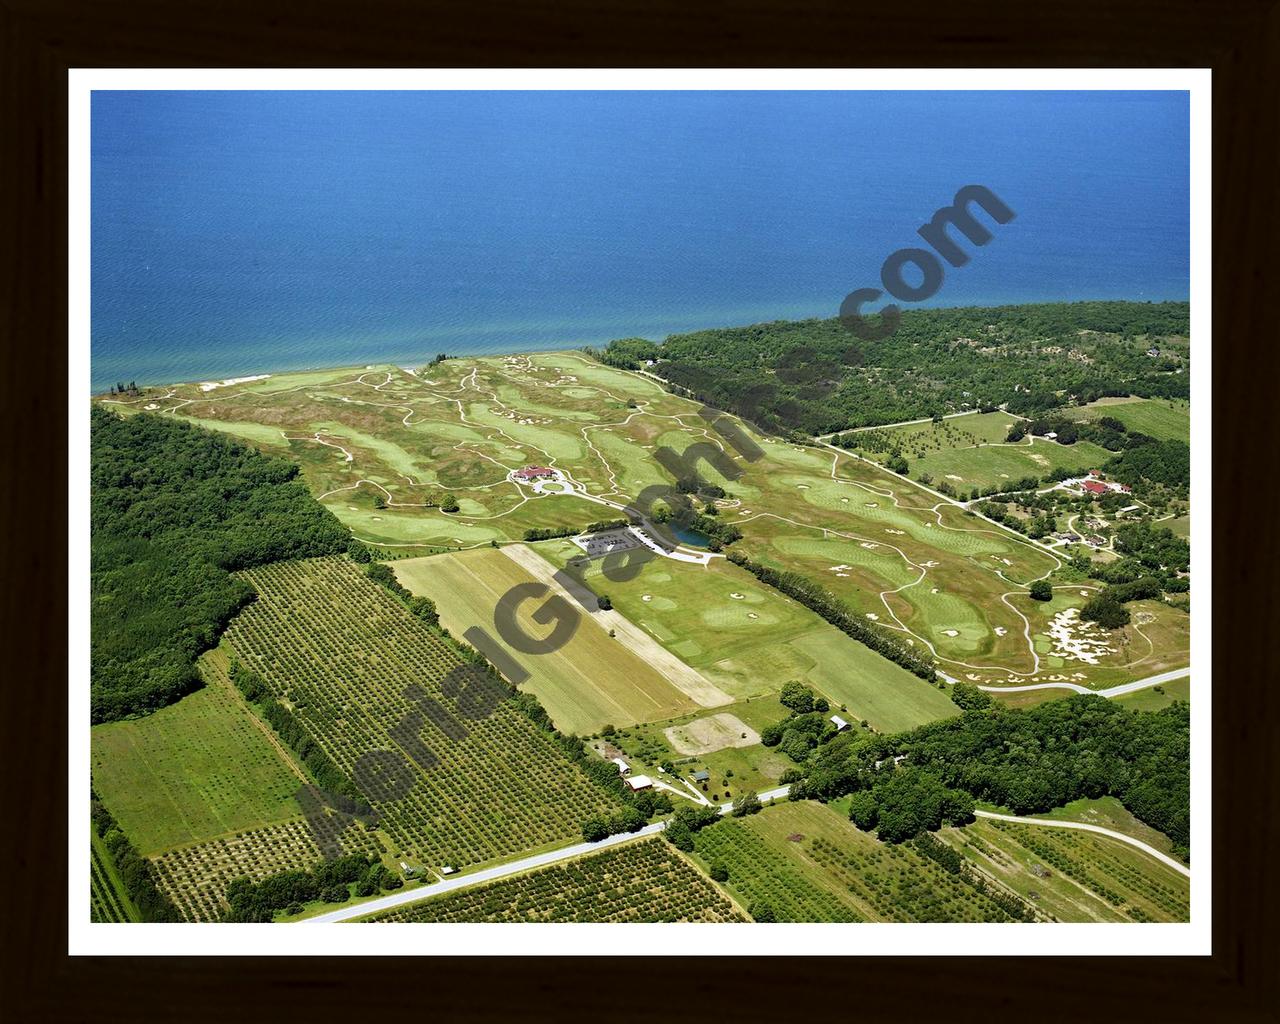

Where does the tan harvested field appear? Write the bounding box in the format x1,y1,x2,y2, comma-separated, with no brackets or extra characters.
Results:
392,547,705,734
664,712,760,755
501,543,734,710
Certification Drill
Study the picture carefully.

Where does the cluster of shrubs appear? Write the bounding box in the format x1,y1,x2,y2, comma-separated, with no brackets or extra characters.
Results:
580,788,675,843
761,683,840,763
662,804,723,852
846,765,976,844
223,854,401,922
91,798,181,921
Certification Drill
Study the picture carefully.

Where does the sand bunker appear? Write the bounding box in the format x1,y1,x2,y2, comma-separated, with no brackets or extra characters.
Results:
198,374,270,392
641,594,652,602
886,528,905,535
865,613,879,620
946,474,964,481
664,713,760,756
1045,607,1114,665
941,629,960,637
747,613,758,620
729,593,745,600
994,626,1008,637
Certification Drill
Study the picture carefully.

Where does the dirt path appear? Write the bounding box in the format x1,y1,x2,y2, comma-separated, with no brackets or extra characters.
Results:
500,544,734,709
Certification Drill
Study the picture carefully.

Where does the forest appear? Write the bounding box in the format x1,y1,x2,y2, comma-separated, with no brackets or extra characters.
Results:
591,301,1189,436
788,696,1190,858
90,408,350,722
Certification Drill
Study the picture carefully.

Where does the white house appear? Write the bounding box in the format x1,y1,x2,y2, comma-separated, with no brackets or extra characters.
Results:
625,775,653,791
830,715,850,731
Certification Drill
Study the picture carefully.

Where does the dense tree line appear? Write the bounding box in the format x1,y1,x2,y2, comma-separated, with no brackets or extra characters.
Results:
91,408,350,722
522,518,630,542
788,696,1189,857
590,301,1189,436
222,853,398,922
228,660,369,808
726,550,936,680
90,797,182,921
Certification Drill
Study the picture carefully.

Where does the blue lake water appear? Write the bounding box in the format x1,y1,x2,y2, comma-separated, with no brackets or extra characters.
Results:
91,90,1189,392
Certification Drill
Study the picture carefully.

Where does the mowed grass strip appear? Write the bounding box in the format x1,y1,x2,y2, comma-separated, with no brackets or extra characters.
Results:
393,548,697,734
91,650,305,855
1063,397,1190,442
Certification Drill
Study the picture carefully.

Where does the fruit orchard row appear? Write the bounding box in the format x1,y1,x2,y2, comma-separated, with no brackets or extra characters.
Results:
365,838,743,923
224,557,619,869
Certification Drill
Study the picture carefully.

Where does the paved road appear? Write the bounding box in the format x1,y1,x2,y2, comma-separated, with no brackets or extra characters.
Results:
973,810,1191,878
303,783,1182,923
976,667,1190,698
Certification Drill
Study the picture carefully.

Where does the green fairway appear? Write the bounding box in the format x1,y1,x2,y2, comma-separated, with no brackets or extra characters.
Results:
540,540,956,733
1063,397,1190,442
125,350,1151,688
392,547,699,734
90,649,305,855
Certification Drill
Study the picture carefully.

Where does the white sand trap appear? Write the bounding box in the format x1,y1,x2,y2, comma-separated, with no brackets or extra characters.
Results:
931,587,940,594
1079,590,1090,597
1045,607,1114,665
859,542,880,550
999,473,1010,479
836,572,850,577
198,374,270,392
347,506,358,511
729,593,745,600
747,613,759,620
865,613,879,620
841,497,850,503
865,502,878,508
371,516,382,521
665,713,761,756
797,484,809,489
994,626,1008,636
144,403,159,410
966,673,981,681
921,560,939,568
941,629,960,638
885,528,905,535
641,594,652,602
829,564,850,572
945,474,964,481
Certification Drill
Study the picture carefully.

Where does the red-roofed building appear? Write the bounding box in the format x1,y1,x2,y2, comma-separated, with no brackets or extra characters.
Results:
513,466,556,481
1081,480,1108,496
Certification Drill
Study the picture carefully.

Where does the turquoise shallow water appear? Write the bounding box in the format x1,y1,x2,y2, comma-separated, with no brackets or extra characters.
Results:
91,90,1189,392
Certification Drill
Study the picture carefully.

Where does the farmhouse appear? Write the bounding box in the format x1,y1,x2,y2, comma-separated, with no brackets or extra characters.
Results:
612,757,631,775
625,774,653,791
1082,480,1108,496
691,770,711,783
513,465,556,482
830,715,850,731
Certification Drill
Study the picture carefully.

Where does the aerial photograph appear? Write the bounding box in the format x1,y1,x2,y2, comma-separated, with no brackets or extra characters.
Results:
86,86,1195,932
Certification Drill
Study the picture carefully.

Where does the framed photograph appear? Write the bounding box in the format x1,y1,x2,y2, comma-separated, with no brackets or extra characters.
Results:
5,3,1275,1019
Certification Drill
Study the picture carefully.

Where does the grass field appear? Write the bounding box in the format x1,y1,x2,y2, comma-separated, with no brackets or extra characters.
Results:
224,556,621,870
941,817,1189,922
90,649,306,855
538,540,958,733
1063,397,1191,442
690,800,1033,922
1114,676,1190,711
1034,796,1184,860
361,837,744,922
90,828,140,922
391,547,698,734
852,413,1114,491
